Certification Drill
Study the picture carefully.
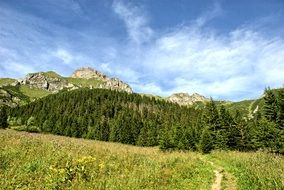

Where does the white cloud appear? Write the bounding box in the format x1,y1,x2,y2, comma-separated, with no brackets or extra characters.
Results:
195,1,223,27
54,49,73,64
138,25,284,100
131,82,164,95
112,0,153,45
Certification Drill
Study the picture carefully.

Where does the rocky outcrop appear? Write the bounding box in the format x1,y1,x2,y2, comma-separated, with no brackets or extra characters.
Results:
99,78,133,93
20,72,70,92
72,67,133,93
71,67,107,80
1,67,133,100
0,88,22,107
166,92,208,106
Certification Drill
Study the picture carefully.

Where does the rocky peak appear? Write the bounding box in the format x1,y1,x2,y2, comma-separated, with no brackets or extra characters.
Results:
71,67,107,80
166,92,208,106
19,67,133,93
99,77,133,93
20,72,73,92
71,67,133,93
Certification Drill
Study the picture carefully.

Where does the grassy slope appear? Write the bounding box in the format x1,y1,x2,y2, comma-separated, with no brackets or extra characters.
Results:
0,86,30,106
42,71,63,79
19,85,52,99
65,77,104,88
0,78,17,86
1,130,284,190
0,129,213,190
224,100,254,115
208,151,284,190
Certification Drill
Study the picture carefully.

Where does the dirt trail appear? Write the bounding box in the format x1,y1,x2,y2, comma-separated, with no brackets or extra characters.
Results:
212,169,223,190
205,159,236,190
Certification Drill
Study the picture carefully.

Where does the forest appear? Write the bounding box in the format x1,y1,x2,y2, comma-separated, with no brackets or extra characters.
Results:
1,87,283,154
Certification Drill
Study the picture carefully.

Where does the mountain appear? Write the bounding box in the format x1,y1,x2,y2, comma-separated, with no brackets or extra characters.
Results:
166,92,209,106
0,67,133,107
20,68,133,93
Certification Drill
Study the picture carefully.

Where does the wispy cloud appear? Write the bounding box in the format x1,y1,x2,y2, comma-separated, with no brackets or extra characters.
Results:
112,0,153,45
54,49,73,64
139,25,284,100
195,0,223,27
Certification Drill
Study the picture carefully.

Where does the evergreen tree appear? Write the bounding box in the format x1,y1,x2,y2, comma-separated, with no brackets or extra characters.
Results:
0,107,8,129
276,89,284,129
263,88,278,122
198,126,213,154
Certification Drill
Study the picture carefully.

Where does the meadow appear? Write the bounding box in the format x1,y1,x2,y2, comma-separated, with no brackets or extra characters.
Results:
0,129,283,190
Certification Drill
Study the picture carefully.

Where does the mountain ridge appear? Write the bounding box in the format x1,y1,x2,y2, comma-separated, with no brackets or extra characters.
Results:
0,67,209,107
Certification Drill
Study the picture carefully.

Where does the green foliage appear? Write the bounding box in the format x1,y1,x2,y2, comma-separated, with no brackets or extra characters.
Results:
1,85,30,105
0,107,8,129
263,88,278,121
42,71,63,78
7,87,284,154
0,78,17,86
19,85,51,99
65,77,103,88
198,126,213,153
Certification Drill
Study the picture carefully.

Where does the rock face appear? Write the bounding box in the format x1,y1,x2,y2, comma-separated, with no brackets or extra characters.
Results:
0,88,22,107
166,92,208,106
72,67,133,93
20,72,71,92
99,78,133,93
71,67,107,80
0,67,133,107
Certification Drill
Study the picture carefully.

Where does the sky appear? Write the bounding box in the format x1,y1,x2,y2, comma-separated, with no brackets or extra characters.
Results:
0,0,284,101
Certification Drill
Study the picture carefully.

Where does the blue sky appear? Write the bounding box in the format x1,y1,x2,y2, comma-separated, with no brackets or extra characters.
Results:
0,0,284,101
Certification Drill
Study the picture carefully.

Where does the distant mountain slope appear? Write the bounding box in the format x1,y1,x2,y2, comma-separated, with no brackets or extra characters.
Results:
0,67,133,107
0,85,30,107
166,92,209,106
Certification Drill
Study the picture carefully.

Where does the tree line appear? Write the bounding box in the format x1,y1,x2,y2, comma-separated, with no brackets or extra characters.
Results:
3,88,284,154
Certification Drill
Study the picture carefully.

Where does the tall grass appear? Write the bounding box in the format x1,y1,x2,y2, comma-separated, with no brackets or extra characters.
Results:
208,151,284,190
1,129,283,189
0,129,213,190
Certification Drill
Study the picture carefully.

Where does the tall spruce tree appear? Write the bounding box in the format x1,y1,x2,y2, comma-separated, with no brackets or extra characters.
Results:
276,89,284,129
0,107,8,129
263,88,278,122
198,126,213,153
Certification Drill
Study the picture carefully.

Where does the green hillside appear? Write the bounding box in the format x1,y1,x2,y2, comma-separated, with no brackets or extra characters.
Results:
0,78,17,86
0,85,30,107
65,77,104,88
7,87,284,154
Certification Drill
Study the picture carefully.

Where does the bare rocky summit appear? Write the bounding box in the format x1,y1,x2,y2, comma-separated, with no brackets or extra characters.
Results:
18,67,132,93
20,72,74,92
72,67,133,93
166,92,208,106
71,67,107,80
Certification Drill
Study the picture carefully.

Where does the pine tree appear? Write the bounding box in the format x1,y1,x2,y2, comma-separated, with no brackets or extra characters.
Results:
263,88,278,122
198,126,213,154
276,89,284,129
0,107,8,129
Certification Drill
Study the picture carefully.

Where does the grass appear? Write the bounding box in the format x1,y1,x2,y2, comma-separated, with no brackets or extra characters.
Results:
224,100,254,116
19,85,52,99
0,78,17,86
65,77,104,88
207,151,284,190
0,86,30,105
1,129,283,190
42,71,63,78
0,129,213,190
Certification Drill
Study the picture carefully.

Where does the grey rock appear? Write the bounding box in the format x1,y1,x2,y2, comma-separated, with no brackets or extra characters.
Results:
166,92,208,106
